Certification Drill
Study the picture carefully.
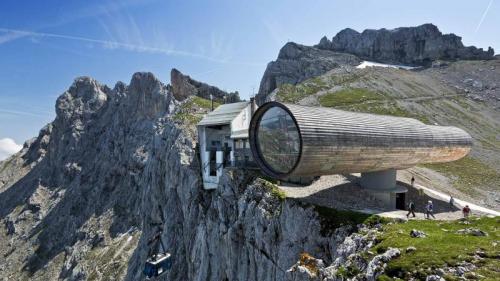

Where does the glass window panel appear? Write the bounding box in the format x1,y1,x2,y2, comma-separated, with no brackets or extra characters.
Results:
257,106,300,174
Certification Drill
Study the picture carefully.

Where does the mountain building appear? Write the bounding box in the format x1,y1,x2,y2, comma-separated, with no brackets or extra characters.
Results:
199,101,472,209
197,99,257,189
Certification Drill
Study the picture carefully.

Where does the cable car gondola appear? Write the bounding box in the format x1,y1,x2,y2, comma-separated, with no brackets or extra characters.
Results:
143,205,172,279
143,252,172,278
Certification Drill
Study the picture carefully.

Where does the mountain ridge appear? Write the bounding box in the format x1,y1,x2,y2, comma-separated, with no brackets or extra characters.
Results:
316,23,494,65
256,23,496,104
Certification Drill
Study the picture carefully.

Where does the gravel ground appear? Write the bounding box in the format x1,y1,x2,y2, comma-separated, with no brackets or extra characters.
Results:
399,167,500,212
279,174,389,212
280,173,497,220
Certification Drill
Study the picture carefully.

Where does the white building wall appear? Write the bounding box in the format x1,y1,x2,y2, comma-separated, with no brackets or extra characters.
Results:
198,126,219,190
230,104,255,138
198,102,256,190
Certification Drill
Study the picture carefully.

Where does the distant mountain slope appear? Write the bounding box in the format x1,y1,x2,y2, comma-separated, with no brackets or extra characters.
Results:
270,60,500,209
257,24,495,105
170,68,240,103
256,42,360,104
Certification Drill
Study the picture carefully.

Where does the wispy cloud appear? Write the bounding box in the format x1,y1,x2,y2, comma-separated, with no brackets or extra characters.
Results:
0,27,263,66
190,67,222,79
0,108,52,118
96,2,146,48
0,31,27,44
209,32,235,61
0,138,22,161
475,0,494,33
261,18,289,47
0,0,266,67
95,4,242,66
0,0,156,45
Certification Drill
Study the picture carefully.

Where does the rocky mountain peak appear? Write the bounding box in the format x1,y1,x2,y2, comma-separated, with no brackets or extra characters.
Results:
129,71,162,92
127,72,172,119
113,81,127,94
55,76,109,124
277,42,310,59
65,76,109,104
318,36,330,48
256,42,360,104
170,68,196,101
317,23,495,65
337,27,360,37
170,68,240,103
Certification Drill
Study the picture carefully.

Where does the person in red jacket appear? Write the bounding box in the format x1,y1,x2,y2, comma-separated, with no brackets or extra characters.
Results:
462,205,471,218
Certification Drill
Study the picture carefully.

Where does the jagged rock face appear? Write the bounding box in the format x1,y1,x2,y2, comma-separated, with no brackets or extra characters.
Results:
170,68,240,103
126,172,354,281
0,71,366,281
0,72,177,280
256,42,360,105
316,24,495,66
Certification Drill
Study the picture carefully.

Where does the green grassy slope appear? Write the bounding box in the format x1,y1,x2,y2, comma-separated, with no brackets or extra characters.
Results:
373,217,499,281
306,204,499,280
173,96,219,126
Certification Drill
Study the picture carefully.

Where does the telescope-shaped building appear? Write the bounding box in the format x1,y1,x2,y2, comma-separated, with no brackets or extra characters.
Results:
249,102,472,178
248,102,472,207
198,101,472,209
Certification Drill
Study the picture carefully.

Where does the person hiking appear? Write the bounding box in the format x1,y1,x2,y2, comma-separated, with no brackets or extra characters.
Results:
411,176,415,187
425,200,436,219
406,200,416,218
462,205,471,218
449,195,455,210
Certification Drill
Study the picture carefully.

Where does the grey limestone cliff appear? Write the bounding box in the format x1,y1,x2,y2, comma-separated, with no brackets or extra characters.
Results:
256,42,360,104
316,24,494,66
0,71,384,281
170,68,240,103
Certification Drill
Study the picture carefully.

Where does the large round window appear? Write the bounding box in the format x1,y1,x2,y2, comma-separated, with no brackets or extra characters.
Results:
256,106,300,174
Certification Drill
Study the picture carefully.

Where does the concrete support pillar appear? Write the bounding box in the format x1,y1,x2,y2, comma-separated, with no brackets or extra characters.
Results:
360,169,401,210
360,169,397,191
203,151,210,177
216,151,224,178
230,151,235,166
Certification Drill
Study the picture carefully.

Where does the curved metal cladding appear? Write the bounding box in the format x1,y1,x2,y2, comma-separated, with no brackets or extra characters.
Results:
249,102,472,179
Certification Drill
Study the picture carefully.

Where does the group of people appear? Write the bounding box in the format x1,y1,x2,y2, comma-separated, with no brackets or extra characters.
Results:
406,176,472,219
406,199,472,219
405,200,436,219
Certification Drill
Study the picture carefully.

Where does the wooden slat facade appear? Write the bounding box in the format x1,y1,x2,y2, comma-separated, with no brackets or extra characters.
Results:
249,102,472,179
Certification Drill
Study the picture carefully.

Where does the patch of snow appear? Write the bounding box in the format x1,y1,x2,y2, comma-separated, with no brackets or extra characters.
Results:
0,138,22,161
356,61,417,70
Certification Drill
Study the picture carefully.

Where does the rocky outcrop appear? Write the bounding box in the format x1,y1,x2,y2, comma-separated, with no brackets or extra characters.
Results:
170,68,240,103
0,71,384,281
256,42,360,104
0,72,177,280
316,24,495,66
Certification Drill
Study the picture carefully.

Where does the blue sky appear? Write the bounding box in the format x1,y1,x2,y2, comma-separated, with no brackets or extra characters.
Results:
0,0,498,148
